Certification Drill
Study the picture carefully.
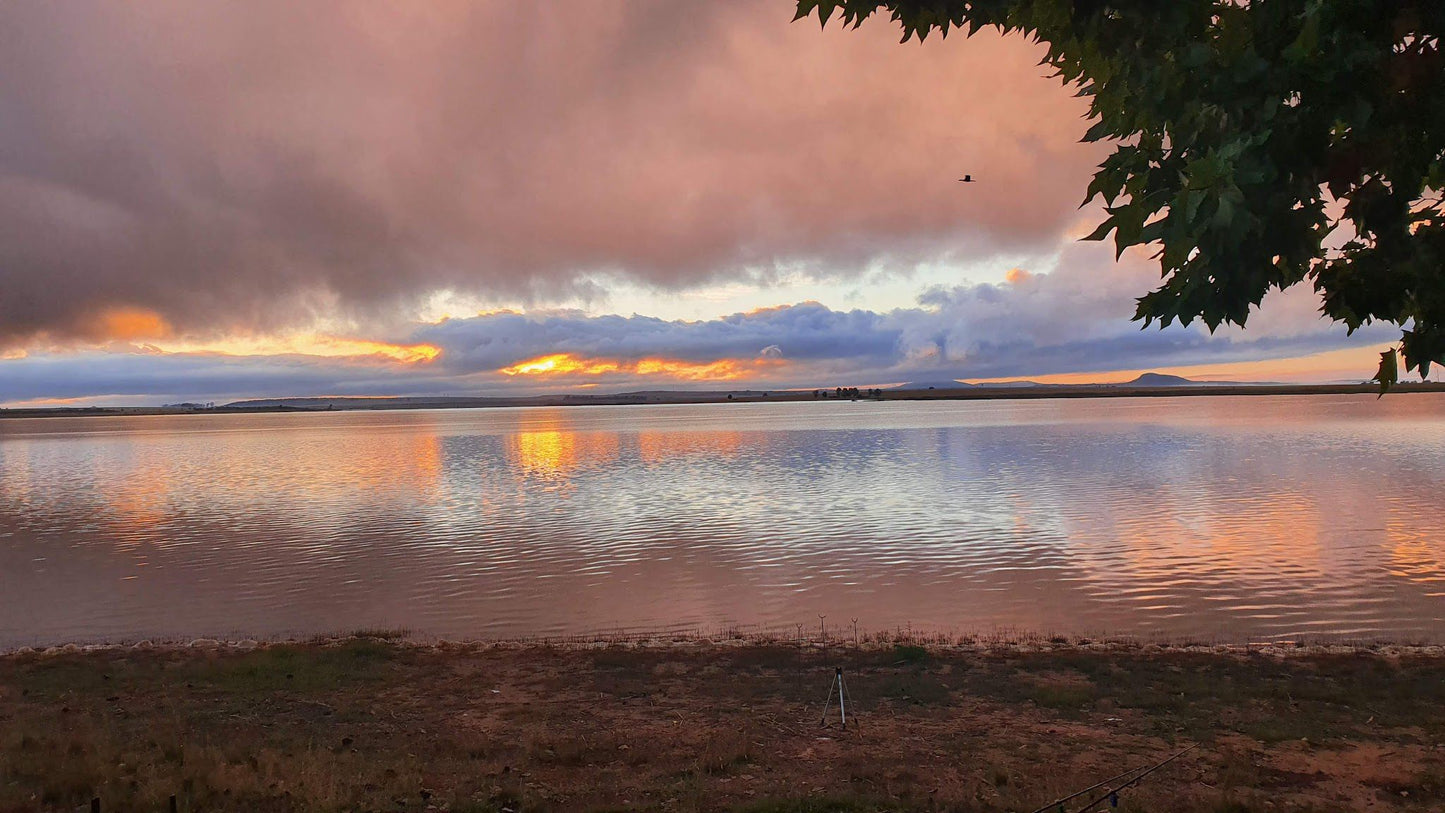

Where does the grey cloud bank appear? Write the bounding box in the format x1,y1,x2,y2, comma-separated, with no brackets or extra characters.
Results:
413,250,1387,381
1,248,1393,404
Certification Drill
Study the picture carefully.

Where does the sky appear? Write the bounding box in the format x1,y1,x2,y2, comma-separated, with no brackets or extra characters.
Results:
0,1,1429,407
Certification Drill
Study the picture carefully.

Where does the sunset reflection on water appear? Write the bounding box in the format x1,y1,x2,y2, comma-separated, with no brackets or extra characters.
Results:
1,395,1443,647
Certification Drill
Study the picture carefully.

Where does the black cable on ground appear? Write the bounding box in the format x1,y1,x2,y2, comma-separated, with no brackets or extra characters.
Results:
1070,743,1200,812
1025,763,1151,813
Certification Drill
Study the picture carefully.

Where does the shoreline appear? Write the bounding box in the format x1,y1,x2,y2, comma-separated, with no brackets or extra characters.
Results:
8,629,1445,660
4,381,1444,420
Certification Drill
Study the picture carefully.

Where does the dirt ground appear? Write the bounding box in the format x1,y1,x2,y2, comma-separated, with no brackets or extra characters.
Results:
2,637,1443,812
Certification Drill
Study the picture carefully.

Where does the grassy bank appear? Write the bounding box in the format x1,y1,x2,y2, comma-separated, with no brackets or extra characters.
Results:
2,638,1443,812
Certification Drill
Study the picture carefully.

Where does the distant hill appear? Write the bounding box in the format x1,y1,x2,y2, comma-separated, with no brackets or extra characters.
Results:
225,396,487,409
1126,372,1199,387
895,379,1048,390
891,380,974,390
975,380,1041,388
896,373,1257,389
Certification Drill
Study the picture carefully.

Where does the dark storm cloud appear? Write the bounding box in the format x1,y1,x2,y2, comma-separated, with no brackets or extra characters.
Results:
0,0,1102,349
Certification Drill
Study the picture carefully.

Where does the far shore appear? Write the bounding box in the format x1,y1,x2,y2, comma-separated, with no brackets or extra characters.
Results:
3,632,1442,812
4,380,1444,420
8,627,1445,658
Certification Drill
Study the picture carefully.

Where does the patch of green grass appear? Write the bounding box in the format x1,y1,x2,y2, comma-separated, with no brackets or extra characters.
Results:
1362,768,1445,804
1234,718,1319,744
1028,683,1098,712
861,671,955,707
6,656,125,699
713,645,805,671
178,640,400,693
889,644,930,665
590,645,664,671
448,800,518,813
735,797,903,813
2,641,403,702
937,650,1445,745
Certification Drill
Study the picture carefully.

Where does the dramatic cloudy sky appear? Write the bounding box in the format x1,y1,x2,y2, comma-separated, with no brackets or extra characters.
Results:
0,1,1423,405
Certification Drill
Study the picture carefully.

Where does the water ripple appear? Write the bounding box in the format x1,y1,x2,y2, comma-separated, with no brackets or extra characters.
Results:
1,395,1444,646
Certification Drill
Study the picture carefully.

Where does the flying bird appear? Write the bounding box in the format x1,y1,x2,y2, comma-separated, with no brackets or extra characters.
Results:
958,175,975,183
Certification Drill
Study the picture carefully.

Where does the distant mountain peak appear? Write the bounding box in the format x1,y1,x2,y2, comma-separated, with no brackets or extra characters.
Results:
1127,372,1196,386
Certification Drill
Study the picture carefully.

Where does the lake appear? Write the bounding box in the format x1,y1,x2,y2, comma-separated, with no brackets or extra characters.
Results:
1,395,1442,648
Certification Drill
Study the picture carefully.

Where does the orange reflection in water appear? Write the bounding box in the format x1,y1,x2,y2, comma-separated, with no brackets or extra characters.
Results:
1200,498,1322,568
1067,489,1325,582
511,428,619,478
1388,523,1444,587
513,431,573,478
93,424,447,544
234,427,446,499
320,432,446,504
104,463,173,544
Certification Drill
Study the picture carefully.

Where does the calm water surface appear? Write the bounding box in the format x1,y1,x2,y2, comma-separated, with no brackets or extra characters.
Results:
1,395,1442,647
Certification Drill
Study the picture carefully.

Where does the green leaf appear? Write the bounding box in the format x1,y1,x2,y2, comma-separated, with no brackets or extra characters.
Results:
1081,119,1113,143
1374,348,1398,396
1081,217,1116,242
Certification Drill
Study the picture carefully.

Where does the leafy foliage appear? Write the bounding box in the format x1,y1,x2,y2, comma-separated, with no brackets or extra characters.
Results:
796,0,1445,389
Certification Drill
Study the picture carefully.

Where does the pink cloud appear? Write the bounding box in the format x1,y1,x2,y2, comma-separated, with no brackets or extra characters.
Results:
0,1,1102,347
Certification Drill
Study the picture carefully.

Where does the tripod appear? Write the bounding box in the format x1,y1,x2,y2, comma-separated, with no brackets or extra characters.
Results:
819,667,853,729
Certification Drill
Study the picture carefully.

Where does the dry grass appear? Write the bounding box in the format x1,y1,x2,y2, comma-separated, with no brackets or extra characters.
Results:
2,638,1444,811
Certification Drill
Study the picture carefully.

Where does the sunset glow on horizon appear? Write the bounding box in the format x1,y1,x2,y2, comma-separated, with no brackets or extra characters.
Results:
499,352,784,382
965,345,1399,387
153,335,444,365
0,1,1437,407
